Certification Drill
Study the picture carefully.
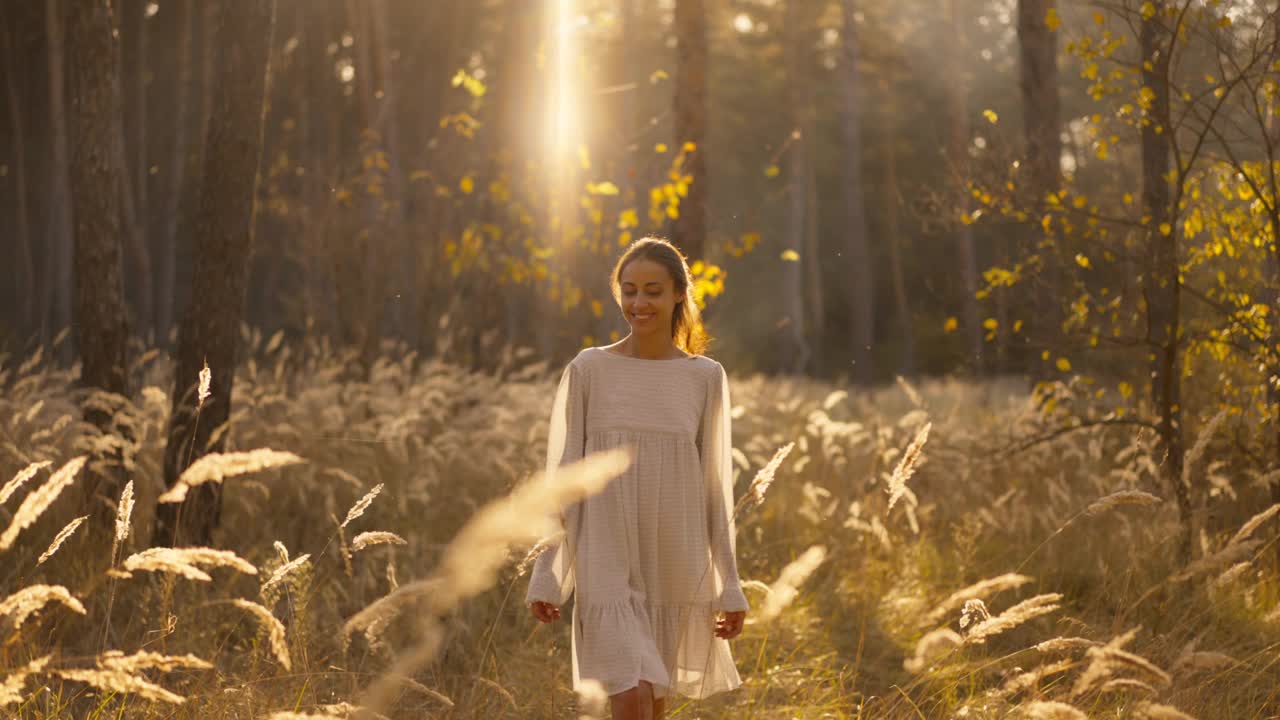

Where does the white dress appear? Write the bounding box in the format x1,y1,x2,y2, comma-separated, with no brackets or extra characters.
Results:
525,346,749,700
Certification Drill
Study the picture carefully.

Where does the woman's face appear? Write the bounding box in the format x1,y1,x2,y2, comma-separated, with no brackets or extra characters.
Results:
619,258,684,338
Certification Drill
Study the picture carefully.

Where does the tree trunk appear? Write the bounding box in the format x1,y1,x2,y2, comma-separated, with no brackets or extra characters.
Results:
946,0,984,374
1139,0,1188,558
1,13,36,331
113,103,153,340
840,0,875,384
1018,0,1062,377
155,0,193,346
672,0,707,261
67,0,130,395
370,0,418,349
779,0,811,374
122,0,154,335
67,0,132,517
44,0,75,353
1254,1,1274,543
803,96,824,373
165,0,216,347
154,0,277,548
880,76,915,375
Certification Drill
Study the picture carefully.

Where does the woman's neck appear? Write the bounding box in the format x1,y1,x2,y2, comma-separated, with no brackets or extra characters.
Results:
616,335,682,360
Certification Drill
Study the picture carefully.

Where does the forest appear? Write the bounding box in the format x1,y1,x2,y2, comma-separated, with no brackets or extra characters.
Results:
3,0,1280,717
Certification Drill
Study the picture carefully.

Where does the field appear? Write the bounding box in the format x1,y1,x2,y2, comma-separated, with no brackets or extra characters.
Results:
3,335,1280,719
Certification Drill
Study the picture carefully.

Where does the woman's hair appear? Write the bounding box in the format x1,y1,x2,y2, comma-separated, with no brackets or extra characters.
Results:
609,236,712,356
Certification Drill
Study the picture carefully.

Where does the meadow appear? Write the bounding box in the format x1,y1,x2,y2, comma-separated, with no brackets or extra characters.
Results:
2,333,1280,719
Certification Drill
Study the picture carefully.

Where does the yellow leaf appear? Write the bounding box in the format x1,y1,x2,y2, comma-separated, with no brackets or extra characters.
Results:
1093,10,1106,25
982,318,998,330
944,317,958,333
1119,381,1134,398
780,249,800,262
578,145,591,171
459,176,474,194
1123,193,1134,205
655,143,668,153
983,109,999,124
618,230,633,247
1073,195,1088,208
1013,319,1023,333
590,300,603,318
1056,357,1072,372
1159,222,1172,236
650,69,669,84
1045,7,1061,30
1076,254,1091,268
587,181,620,196
1140,1,1156,19
682,141,697,153
765,165,781,178
618,208,639,229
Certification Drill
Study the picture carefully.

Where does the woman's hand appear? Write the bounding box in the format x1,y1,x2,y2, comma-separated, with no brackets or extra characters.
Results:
714,610,745,639
530,601,561,623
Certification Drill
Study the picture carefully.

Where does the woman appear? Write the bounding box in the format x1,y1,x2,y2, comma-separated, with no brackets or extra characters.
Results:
526,237,749,720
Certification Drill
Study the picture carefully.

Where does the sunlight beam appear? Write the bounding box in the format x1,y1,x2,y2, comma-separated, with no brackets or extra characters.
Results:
549,0,579,170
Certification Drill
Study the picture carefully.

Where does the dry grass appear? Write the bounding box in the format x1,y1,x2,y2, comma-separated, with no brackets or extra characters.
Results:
0,339,1277,718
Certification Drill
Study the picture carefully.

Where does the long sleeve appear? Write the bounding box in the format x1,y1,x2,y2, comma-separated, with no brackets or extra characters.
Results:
697,362,749,613
525,360,587,607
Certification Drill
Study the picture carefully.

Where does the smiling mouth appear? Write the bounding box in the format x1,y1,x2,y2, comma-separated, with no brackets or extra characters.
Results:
632,313,655,321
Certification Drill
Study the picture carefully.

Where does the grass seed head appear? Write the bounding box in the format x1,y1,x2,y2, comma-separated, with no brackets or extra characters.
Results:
746,442,794,509
1137,703,1199,720
0,455,88,550
1084,489,1162,517
1023,700,1088,719
352,531,407,552
757,545,827,622
261,553,312,593
1227,503,1280,547
925,573,1034,626
0,460,52,505
37,514,88,565
231,599,291,670
114,480,135,545
197,360,212,408
887,421,930,511
965,593,1063,644
122,547,258,582
576,678,609,719
159,449,304,503
0,655,50,708
55,668,185,704
0,584,86,632
342,483,385,528
98,650,212,673
903,627,963,673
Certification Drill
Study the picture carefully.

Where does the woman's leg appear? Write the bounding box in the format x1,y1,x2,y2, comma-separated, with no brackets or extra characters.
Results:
653,693,666,720
610,680,655,720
